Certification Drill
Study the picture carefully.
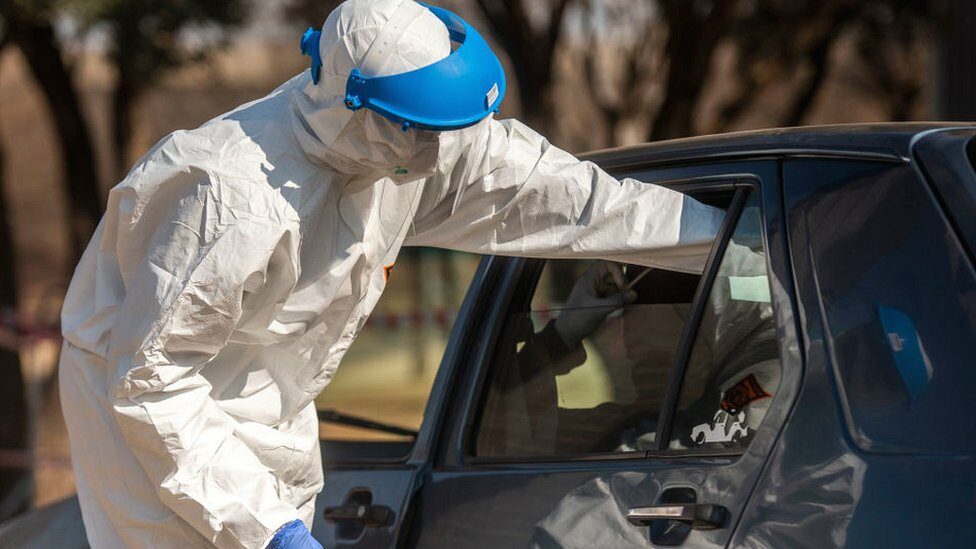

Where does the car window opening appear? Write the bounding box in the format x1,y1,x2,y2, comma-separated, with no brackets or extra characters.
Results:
472,189,782,460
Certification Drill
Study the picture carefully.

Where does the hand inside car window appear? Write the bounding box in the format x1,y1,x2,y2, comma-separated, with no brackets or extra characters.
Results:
476,194,783,458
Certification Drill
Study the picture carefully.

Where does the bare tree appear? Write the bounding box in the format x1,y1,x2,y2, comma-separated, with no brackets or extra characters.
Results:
845,1,940,121
649,0,739,140
718,1,852,129
1,0,257,258
473,0,575,135
0,0,102,259
70,0,248,176
714,0,939,132
0,24,31,522
580,0,660,146
575,0,742,143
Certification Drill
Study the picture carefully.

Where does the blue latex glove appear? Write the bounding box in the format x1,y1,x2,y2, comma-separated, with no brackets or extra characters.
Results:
267,520,323,549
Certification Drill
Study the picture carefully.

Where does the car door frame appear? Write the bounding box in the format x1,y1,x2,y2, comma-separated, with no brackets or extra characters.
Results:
311,255,511,547
402,158,806,548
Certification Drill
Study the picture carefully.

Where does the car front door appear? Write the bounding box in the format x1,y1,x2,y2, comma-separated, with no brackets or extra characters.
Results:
309,256,504,548
403,160,804,548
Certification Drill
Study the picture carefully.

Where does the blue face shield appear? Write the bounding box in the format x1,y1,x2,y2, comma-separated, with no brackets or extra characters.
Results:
301,4,506,131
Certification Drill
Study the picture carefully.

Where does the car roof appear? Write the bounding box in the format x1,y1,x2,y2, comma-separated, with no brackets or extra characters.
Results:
583,122,976,171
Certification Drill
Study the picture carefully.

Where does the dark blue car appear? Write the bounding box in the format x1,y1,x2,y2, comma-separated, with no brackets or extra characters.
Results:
4,124,975,548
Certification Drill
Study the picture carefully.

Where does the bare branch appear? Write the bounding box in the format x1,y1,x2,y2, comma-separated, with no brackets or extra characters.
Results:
0,2,102,257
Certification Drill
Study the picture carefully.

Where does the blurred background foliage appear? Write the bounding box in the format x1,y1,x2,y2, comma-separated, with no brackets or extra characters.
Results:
0,0,970,518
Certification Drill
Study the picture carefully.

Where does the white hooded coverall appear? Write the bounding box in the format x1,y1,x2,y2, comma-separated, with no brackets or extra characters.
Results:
58,0,724,547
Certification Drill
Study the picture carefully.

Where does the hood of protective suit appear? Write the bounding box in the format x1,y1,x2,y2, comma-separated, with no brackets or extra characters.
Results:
292,0,451,179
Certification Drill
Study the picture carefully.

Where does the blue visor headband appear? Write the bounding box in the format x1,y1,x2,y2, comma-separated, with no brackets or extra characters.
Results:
301,4,506,131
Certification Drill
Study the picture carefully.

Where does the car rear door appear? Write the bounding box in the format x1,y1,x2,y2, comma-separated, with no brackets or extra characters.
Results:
403,160,804,548
737,150,976,547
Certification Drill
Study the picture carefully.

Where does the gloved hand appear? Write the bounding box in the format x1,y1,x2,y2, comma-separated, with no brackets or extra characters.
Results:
554,261,637,348
267,520,323,549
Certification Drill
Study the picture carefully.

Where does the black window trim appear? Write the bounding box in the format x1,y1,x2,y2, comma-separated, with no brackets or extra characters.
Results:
653,185,750,450
458,176,768,466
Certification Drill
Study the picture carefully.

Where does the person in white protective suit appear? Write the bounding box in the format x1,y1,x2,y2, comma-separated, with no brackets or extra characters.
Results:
58,0,724,547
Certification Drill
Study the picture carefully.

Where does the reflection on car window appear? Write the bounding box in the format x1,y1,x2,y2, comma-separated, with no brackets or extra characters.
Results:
472,191,783,459
474,179,741,459
476,260,703,457
670,192,781,451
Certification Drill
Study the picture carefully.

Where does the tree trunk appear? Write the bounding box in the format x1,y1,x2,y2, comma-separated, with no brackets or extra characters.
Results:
111,62,146,179
711,60,763,133
5,11,102,260
475,0,573,138
650,0,737,141
781,30,834,127
938,0,976,119
0,36,32,518
111,67,135,179
512,63,555,135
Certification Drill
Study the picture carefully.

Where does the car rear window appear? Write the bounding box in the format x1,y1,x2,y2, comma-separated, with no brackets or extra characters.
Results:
786,159,976,455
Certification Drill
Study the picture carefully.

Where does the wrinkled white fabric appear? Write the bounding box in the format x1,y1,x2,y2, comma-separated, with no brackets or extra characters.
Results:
59,0,724,547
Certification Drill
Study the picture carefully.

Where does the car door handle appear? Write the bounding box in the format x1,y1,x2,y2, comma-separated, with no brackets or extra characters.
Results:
322,503,392,527
626,503,728,530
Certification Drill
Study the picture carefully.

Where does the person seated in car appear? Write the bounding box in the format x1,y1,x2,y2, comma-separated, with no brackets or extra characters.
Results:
503,244,779,455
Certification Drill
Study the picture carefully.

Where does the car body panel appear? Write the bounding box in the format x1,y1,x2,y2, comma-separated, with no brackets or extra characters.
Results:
911,127,976,257
730,156,976,547
583,123,974,171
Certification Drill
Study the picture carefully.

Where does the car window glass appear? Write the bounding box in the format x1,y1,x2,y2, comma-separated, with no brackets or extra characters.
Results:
475,262,700,457
669,192,781,451
786,161,976,454
474,199,727,458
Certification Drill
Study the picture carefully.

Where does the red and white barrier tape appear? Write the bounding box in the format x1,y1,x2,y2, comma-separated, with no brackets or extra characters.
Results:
0,306,464,353
0,308,60,352
364,309,456,330
0,449,72,471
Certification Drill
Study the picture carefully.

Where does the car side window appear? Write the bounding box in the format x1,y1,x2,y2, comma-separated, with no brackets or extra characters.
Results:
787,160,976,455
474,259,704,457
472,187,786,458
669,192,781,451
